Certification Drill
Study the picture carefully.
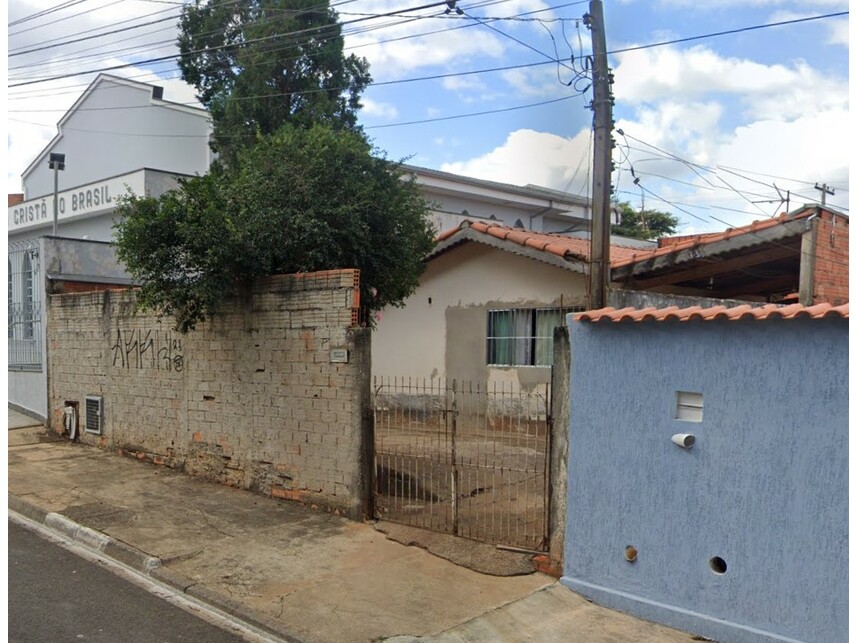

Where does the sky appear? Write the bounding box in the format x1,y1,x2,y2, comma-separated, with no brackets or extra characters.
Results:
4,0,851,234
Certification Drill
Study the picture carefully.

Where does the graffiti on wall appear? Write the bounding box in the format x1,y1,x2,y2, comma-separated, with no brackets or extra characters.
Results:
110,329,184,372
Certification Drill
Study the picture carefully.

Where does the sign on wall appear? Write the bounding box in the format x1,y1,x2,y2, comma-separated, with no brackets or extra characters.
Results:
8,170,147,233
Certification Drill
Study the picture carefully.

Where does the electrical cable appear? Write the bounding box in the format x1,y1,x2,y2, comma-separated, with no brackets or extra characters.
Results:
9,0,93,28
607,11,848,57
8,0,482,86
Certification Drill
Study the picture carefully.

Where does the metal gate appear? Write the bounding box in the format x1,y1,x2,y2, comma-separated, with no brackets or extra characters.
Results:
372,376,550,551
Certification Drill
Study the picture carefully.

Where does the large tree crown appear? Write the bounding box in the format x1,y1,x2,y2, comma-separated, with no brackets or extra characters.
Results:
177,0,371,165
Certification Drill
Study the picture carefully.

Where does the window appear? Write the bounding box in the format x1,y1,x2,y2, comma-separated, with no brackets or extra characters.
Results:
486,307,582,367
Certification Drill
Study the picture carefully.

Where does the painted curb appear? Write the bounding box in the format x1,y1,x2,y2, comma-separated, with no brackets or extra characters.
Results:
9,492,305,643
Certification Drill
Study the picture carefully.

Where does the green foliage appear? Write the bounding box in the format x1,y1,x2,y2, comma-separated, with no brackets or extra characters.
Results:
611,201,679,240
178,0,371,165
113,125,435,333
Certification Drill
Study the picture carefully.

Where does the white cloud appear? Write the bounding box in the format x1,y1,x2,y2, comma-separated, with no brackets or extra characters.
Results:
655,0,847,8
442,76,488,92
345,4,506,78
440,128,593,195
500,66,570,98
613,45,847,121
361,98,399,120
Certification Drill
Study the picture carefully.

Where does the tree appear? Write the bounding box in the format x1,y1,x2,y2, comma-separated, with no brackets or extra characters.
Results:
611,201,679,240
178,0,371,165
113,124,435,332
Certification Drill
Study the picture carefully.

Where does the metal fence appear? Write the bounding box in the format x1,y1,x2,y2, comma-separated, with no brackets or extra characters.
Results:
8,240,42,370
373,376,550,551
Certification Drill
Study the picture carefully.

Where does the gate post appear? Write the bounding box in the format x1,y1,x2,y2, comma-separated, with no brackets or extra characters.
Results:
450,378,459,536
548,325,571,569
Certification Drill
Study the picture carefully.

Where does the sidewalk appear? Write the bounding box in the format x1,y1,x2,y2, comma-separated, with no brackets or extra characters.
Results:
8,408,694,643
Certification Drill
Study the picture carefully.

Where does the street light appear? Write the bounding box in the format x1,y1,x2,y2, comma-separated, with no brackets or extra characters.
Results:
48,153,65,236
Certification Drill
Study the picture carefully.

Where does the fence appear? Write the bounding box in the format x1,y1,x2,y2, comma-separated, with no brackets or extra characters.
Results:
373,376,550,551
8,240,42,370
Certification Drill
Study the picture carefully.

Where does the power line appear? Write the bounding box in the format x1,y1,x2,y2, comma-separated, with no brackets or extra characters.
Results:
365,94,576,129
7,0,465,86
9,0,93,28
8,0,528,78
9,0,130,38
620,184,850,268
9,58,562,113
617,135,849,213
9,1,185,53
607,11,848,57
8,91,578,133
10,13,183,58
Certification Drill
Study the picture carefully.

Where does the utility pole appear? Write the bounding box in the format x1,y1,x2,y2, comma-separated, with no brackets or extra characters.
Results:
814,183,834,207
585,0,613,310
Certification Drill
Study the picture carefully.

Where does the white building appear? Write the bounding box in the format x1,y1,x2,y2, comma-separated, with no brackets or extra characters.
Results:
8,74,212,420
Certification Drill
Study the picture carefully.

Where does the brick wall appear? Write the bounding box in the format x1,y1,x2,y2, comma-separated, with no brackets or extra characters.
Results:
813,211,849,305
47,269,373,518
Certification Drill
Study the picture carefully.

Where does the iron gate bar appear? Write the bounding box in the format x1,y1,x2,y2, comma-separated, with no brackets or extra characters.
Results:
372,375,550,551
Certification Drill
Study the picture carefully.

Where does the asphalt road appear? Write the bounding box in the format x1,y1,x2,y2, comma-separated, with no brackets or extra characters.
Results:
8,520,249,643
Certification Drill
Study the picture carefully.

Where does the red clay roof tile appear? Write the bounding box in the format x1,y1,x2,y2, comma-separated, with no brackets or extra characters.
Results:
574,302,849,323
611,207,844,270
435,220,644,263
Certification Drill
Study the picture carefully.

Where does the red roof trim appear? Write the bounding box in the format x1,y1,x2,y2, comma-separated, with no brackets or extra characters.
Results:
574,303,849,323
434,220,643,262
612,207,848,270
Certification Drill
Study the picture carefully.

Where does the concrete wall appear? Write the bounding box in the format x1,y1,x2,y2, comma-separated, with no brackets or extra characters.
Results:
372,242,587,388
24,79,210,199
8,370,47,423
561,316,848,642
46,270,372,518
42,237,132,284
606,288,767,310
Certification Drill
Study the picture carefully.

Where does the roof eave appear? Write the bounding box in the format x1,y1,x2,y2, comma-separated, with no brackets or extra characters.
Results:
428,227,587,273
611,218,811,281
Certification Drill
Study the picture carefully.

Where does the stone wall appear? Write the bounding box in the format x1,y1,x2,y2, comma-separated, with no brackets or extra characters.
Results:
47,269,372,518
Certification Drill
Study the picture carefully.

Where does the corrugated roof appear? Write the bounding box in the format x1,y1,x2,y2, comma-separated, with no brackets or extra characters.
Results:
435,220,642,263
574,302,849,323
612,207,848,270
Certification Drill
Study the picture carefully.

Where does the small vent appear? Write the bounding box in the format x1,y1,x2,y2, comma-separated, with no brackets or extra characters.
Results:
85,396,103,434
676,391,703,422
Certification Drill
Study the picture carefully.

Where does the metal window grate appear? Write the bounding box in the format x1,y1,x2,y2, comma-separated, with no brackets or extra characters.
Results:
8,240,42,369
85,396,103,434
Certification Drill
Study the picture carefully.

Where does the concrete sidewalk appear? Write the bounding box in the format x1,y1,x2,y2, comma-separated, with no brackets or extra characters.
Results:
7,409,695,643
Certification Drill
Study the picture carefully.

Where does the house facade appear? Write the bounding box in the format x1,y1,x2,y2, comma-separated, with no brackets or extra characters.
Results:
371,220,644,387
562,303,848,642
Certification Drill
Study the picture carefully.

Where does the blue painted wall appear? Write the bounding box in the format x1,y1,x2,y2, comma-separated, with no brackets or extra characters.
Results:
561,317,848,643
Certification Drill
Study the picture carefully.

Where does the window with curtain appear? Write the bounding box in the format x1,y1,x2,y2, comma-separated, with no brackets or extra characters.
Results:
486,307,582,366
